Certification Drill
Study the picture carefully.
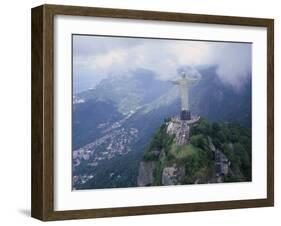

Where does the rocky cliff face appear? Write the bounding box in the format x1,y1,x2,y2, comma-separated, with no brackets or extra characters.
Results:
162,164,185,185
137,117,251,187
137,161,156,186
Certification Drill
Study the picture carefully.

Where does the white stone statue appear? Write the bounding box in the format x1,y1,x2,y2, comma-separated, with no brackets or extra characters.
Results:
171,72,200,120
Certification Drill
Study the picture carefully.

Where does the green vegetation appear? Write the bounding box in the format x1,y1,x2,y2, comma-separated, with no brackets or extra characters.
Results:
143,122,174,161
191,118,252,181
170,143,198,161
153,160,164,186
142,117,252,185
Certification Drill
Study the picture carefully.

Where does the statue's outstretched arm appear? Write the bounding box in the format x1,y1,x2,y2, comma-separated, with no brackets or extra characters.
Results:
187,77,200,85
170,80,180,85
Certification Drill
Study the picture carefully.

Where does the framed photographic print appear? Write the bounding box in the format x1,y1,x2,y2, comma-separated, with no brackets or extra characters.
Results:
31,4,274,221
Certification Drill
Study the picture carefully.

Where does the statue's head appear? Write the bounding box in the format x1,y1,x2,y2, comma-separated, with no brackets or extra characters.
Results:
181,71,186,78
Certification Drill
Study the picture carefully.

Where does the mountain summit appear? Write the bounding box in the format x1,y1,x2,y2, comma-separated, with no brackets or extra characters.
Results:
137,118,251,186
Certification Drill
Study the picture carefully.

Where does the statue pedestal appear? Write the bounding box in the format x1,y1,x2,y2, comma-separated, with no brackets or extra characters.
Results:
181,110,191,120
168,115,201,145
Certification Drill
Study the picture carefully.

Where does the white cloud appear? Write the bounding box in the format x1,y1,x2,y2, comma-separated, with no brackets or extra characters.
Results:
212,43,252,88
73,36,251,89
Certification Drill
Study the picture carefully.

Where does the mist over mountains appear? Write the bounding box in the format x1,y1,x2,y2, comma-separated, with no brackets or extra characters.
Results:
72,65,251,189
73,35,252,93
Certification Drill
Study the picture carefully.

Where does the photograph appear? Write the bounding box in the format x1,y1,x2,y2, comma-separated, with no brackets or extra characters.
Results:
30,3,274,221
72,35,252,190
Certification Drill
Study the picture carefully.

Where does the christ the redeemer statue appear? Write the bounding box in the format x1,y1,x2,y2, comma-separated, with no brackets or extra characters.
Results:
171,72,199,120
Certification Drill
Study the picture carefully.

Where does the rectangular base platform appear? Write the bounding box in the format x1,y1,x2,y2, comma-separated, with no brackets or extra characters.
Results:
181,110,191,120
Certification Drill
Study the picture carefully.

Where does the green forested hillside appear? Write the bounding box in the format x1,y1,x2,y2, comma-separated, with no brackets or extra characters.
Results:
141,118,251,185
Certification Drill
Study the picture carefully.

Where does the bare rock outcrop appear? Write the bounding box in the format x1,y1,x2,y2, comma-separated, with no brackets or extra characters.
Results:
137,161,156,186
162,164,185,185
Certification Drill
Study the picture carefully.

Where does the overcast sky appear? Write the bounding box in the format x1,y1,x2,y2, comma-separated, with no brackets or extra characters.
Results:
73,35,252,91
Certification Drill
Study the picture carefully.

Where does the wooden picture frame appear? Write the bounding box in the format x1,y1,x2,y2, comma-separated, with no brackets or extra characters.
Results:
31,4,274,221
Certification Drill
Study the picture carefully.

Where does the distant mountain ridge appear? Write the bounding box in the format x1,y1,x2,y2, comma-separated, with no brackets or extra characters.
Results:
76,68,173,114
75,65,251,129
189,66,252,128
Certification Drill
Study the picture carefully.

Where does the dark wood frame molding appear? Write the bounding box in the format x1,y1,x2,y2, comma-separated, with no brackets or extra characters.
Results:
31,4,274,221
